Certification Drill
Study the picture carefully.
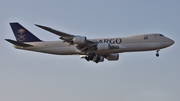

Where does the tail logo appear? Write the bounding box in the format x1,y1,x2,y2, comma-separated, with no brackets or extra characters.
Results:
16,29,26,41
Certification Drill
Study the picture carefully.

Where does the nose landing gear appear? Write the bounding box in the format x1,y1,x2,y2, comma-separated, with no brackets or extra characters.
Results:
156,50,160,57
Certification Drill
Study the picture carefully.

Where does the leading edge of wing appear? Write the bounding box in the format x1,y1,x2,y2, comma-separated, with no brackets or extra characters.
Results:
35,24,95,44
35,24,73,37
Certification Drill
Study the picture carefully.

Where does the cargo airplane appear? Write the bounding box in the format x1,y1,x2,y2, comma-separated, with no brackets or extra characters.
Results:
5,22,174,63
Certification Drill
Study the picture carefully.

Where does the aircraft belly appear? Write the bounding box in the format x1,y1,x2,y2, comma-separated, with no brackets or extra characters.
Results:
48,47,80,55
28,47,80,55
122,42,163,52
96,42,163,55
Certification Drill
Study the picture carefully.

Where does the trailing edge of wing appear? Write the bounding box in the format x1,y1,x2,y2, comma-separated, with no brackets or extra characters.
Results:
35,24,73,37
5,39,33,47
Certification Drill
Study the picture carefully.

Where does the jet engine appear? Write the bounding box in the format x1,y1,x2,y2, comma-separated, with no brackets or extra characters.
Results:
73,36,87,44
97,43,110,51
106,54,119,61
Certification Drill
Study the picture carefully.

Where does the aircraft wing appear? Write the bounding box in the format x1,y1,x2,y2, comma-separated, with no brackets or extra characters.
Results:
35,24,98,52
35,24,73,37
35,24,124,53
35,24,95,45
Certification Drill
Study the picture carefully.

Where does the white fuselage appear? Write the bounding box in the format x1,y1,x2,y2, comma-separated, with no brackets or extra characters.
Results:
14,34,174,55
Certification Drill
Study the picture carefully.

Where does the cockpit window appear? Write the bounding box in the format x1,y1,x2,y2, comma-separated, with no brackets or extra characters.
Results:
159,34,164,36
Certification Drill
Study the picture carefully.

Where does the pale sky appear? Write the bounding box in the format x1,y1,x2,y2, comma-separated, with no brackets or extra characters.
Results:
0,0,180,101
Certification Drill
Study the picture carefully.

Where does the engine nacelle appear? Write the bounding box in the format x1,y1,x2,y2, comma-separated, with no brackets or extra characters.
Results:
97,43,110,51
106,54,119,61
73,36,87,44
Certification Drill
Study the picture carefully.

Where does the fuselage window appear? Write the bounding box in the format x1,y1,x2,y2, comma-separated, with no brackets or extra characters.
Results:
144,35,148,40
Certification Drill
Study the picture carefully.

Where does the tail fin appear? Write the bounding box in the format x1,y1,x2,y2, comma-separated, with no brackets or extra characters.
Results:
10,22,42,42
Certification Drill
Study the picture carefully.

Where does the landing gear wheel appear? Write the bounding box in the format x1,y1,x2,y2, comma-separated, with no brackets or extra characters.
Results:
85,53,96,61
156,50,160,57
95,57,100,63
85,57,90,61
156,53,159,57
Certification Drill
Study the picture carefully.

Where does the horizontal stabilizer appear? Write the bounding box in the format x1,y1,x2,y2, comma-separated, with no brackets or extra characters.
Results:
5,39,33,47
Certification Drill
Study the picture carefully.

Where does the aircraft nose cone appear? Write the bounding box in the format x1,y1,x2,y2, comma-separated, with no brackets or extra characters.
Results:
162,37,174,48
170,39,175,45
167,38,175,46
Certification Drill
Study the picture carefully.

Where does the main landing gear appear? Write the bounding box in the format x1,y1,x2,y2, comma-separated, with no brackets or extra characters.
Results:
156,49,160,57
84,53,103,63
84,53,96,61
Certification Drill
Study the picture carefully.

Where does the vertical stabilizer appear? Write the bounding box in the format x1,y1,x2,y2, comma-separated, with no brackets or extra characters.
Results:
10,22,42,42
